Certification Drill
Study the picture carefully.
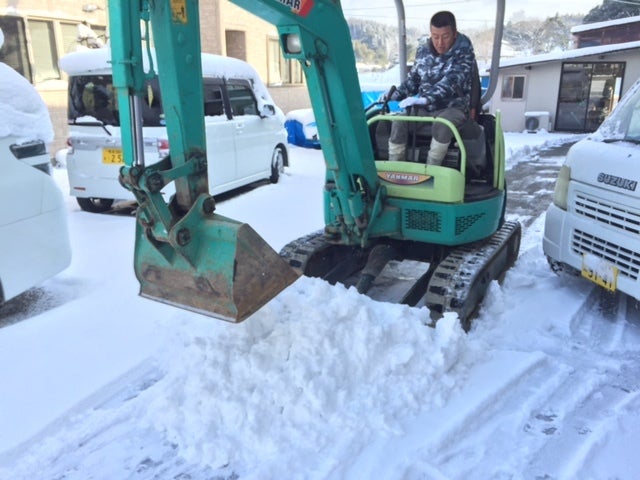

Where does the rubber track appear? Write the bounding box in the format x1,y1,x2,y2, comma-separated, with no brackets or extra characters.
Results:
279,230,335,275
425,220,521,328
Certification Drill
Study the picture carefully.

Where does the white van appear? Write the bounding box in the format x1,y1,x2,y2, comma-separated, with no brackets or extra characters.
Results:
543,77,640,300
0,58,71,305
59,48,289,213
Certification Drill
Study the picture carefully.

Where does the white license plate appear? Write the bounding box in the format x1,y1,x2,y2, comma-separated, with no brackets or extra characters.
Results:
581,253,618,292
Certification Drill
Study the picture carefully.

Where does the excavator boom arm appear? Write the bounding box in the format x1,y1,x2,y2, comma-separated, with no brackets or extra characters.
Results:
232,0,380,238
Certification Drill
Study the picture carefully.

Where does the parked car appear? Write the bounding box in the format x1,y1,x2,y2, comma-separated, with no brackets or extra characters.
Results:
60,48,289,213
543,76,640,300
0,59,71,305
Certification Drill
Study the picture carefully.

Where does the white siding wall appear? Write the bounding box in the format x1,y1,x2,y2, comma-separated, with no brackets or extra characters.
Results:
490,48,640,132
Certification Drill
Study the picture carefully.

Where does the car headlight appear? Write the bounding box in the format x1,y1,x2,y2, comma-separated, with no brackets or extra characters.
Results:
553,165,571,210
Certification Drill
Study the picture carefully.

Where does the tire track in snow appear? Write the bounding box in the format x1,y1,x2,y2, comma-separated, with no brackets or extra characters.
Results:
523,288,640,479
383,227,640,479
505,144,569,229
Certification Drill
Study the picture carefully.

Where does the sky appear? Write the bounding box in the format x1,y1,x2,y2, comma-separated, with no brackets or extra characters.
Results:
341,0,604,30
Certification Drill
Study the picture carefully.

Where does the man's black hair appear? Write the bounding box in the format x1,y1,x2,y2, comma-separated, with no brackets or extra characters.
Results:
430,11,457,32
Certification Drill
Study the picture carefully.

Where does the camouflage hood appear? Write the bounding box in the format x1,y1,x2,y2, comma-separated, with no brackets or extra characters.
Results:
397,32,475,113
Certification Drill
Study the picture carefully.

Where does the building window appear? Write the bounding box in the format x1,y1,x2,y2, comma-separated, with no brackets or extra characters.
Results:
61,22,81,54
267,38,282,85
62,22,106,53
555,62,625,132
226,30,247,61
267,37,303,86
0,16,107,84
28,19,60,83
501,75,525,100
0,16,32,82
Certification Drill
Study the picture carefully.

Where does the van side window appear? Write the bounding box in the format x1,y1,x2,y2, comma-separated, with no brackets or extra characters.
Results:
203,82,225,117
227,82,258,116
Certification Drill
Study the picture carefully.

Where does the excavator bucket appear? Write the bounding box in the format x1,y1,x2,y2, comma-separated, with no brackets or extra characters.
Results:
133,212,299,323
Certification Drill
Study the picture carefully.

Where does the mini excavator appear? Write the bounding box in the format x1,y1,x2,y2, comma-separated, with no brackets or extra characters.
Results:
109,0,519,330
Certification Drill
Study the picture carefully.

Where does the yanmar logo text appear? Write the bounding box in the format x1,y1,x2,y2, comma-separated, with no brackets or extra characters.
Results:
276,0,313,16
597,172,638,192
378,172,431,185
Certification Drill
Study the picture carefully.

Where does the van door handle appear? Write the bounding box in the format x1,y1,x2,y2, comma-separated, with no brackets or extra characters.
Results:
235,122,244,130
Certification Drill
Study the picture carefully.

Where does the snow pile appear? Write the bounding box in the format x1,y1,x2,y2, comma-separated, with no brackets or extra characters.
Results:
0,28,54,143
141,276,475,474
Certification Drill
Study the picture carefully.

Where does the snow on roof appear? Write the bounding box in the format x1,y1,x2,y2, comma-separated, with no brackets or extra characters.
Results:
59,47,275,104
0,28,54,143
571,15,640,34
499,40,640,69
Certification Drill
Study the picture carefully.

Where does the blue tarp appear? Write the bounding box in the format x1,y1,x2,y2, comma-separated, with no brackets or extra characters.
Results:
285,90,400,149
285,118,321,149
361,90,400,111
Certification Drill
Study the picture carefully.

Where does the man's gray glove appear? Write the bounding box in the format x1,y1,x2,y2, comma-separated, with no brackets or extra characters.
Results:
399,96,427,109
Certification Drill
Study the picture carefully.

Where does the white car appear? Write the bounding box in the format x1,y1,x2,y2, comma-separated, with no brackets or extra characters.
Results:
543,77,640,301
0,56,71,304
60,48,289,213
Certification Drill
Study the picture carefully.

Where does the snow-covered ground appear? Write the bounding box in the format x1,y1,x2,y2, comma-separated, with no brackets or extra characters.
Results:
1,131,640,479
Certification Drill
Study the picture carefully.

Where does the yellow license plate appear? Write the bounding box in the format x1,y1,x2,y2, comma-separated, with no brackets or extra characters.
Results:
102,148,124,165
581,253,618,292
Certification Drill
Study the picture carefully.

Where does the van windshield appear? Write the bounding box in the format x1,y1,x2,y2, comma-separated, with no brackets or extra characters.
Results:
68,75,165,127
596,80,640,143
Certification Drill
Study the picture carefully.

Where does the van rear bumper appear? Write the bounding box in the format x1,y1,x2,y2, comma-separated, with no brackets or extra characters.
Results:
66,166,136,201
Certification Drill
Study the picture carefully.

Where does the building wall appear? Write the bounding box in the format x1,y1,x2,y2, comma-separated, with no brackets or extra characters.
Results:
573,20,640,48
491,49,640,132
2,0,108,154
200,0,311,115
490,64,560,132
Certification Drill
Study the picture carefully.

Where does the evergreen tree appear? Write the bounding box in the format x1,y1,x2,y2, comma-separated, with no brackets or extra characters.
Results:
583,0,640,23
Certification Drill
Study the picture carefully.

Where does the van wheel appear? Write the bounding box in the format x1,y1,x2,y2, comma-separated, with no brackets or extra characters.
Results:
269,146,286,183
77,197,114,213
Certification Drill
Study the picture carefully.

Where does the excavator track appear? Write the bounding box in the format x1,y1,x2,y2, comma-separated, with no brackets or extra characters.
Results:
279,230,370,284
424,220,521,330
281,221,521,330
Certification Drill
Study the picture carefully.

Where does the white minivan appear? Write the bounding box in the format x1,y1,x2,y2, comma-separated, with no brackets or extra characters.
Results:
0,55,71,305
60,48,289,213
543,77,640,301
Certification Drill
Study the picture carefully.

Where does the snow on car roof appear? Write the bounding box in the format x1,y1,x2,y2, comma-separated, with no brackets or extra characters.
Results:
59,47,274,104
0,28,54,143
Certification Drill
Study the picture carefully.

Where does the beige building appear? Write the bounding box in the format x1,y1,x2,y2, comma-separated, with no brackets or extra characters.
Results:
0,0,311,154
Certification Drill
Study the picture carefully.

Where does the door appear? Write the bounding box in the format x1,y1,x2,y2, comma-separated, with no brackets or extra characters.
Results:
203,79,237,193
555,62,625,132
226,80,272,179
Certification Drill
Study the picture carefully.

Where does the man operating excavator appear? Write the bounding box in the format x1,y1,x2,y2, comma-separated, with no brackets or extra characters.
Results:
384,11,477,166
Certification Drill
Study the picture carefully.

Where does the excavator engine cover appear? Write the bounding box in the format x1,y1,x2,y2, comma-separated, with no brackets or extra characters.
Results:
134,211,299,323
